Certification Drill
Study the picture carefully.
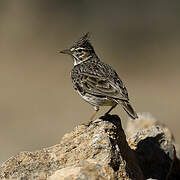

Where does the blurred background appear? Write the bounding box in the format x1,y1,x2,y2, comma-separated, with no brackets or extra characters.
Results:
0,0,180,164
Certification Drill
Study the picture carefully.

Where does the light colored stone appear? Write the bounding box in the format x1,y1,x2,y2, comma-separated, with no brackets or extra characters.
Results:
127,114,179,180
126,112,174,142
0,115,144,180
0,113,179,180
48,160,115,180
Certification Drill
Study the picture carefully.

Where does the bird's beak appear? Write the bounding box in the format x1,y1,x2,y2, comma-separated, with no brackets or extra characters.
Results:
59,49,72,55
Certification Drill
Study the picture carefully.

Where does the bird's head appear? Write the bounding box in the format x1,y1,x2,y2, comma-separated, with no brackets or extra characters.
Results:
60,33,96,65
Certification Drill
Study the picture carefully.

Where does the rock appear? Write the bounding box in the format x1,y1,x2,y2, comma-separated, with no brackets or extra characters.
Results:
48,160,115,180
128,126,175,179
126,113,180,180
0,113,179,180
175,143,180,159
0,115,144,180
126,113,174,142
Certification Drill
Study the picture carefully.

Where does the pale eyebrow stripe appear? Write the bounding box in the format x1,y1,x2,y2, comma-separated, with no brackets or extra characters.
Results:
75,47,85,50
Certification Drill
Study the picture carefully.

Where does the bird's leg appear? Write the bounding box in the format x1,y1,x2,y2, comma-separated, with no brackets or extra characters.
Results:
105,104,117,115
90,106,99,121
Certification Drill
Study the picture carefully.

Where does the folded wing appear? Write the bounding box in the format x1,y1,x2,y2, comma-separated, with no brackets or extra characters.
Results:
74,72,128,101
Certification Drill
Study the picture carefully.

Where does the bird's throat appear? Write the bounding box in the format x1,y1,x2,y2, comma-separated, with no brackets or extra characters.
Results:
73,56,92,66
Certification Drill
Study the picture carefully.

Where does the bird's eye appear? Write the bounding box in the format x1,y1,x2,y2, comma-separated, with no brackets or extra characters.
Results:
77,49,83,53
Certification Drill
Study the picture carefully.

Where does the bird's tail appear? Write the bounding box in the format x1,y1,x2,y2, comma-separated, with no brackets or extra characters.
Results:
117,100,138,119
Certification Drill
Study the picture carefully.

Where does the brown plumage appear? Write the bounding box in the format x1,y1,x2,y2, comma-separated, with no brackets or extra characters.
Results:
60,33,138,120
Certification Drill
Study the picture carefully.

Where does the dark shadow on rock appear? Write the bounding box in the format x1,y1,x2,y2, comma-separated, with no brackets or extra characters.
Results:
167,153,180,180
100,114,180,179
100,114,122,127
100,114,144,180
135,133,172,180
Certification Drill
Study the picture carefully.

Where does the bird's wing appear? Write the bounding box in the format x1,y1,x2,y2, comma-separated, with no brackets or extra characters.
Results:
72,68,129,101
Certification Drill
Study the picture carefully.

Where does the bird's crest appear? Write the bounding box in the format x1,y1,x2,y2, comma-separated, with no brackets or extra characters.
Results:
72,32,91,48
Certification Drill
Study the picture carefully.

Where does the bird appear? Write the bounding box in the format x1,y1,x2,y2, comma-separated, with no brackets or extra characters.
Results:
60,33,138,120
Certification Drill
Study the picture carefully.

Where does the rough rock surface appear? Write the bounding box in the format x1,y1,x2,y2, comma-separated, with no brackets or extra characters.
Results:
0,113,179,180
126,113,180,180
